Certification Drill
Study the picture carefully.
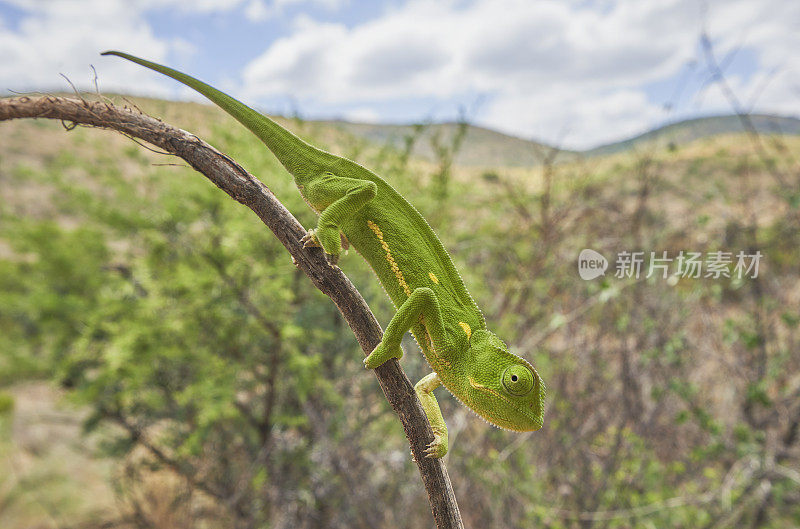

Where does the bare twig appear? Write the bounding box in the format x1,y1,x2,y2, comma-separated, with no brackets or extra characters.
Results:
699,32,789,188
0,95,464,529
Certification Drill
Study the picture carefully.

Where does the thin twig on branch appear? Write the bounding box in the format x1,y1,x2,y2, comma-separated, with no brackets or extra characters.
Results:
0,95,464,529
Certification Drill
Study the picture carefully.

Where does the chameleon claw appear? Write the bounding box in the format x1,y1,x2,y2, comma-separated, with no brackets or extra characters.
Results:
424,435,447,458
302,229,340,266
301,229,321,248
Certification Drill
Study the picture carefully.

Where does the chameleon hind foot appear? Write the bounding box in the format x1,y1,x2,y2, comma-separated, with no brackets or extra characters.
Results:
424,434,448,458
414,373,449,458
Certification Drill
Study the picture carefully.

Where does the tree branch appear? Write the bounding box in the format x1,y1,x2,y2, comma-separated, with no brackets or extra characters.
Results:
0,95,463,529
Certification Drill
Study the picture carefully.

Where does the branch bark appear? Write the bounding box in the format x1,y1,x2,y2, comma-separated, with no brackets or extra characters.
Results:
0,95,464,529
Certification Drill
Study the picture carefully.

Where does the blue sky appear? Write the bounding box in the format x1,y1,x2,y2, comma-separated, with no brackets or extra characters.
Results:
1,0,798,149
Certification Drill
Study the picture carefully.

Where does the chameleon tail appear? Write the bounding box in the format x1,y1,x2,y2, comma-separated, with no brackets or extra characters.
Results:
101,51,333,182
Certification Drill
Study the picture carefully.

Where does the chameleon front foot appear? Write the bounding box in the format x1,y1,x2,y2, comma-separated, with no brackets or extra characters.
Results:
363,341,403,369
300,229,321,248
301,228,340,265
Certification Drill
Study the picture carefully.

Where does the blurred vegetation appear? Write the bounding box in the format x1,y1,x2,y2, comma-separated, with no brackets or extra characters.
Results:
0,94,799,529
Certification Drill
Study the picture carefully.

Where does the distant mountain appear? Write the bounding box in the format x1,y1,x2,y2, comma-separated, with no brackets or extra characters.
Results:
583,114,800,157
312,114,800,167
80,96,800,167
313,120,567,167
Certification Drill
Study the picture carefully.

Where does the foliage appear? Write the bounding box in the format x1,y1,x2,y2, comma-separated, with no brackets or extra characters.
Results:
0,98,799,529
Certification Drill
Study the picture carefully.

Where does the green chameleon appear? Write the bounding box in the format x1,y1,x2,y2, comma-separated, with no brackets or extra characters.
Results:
102,51,545,457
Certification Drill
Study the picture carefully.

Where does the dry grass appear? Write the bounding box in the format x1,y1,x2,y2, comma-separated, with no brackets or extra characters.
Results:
0,383,117,528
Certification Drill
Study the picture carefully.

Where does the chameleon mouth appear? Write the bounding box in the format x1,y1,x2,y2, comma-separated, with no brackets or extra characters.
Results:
467,377,542,431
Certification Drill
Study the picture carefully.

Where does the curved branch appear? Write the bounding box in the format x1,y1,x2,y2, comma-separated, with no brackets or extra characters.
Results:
0,95,463,529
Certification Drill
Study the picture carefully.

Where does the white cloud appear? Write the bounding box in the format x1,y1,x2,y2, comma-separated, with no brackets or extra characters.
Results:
160,0,348,22
244,0,273,22
149,0,248,12
1,0,795,149
274,0,347,9
241,0,799,148
343,106,380,123
0,0,350,96
0,0,173,96
698,0,800,117
481,88,666,150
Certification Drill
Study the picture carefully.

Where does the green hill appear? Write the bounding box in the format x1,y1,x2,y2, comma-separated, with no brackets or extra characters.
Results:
48,94,796,167
312,113,800,167
583,114,800,157
311,119,564,167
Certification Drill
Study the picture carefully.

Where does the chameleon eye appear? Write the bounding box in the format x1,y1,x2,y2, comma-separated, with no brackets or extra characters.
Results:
502,365,534,396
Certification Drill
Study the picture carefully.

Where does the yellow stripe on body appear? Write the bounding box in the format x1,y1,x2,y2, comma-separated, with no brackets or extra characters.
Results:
367,220,411,296
367,220,451,368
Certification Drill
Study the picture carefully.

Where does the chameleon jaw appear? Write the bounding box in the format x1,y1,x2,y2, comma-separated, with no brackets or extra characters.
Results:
467,377,543,432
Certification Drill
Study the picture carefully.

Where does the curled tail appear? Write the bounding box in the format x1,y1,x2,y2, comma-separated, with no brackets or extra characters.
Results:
102,51,332,180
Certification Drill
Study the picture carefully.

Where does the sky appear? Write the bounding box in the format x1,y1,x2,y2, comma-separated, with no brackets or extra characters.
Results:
0,0,798,150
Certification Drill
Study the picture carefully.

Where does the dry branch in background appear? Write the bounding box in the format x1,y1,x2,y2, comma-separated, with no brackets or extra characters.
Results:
0,95,464,529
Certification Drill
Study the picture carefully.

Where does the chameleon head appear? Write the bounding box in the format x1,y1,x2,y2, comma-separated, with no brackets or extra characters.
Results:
461,329,545,432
